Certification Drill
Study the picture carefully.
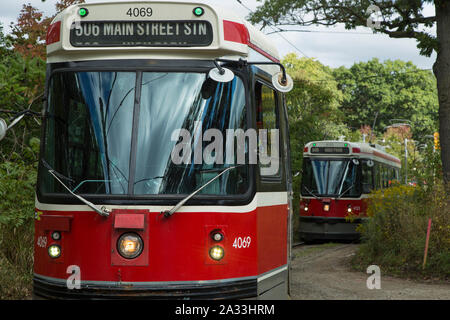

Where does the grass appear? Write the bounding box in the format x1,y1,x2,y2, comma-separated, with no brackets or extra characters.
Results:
294,242,342,259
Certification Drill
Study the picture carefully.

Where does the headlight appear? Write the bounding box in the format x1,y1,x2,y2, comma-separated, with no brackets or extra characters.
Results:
48,244,61,259
323,204,330,212
209,245,224,261
347,205,352,213
117,233,143,259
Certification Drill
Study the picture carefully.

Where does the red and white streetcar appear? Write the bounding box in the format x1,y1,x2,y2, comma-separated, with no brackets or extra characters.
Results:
299,141,401,241
32,1,294,299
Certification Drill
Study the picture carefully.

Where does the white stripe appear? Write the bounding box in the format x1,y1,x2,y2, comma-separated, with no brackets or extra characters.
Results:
257,265,288,282
35,192,288,213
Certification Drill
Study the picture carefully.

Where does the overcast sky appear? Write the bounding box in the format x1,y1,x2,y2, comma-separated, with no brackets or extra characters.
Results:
0,0,437,69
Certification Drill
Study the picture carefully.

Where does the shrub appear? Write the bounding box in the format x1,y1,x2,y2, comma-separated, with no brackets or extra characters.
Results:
353,183,450,280
0,160,36,299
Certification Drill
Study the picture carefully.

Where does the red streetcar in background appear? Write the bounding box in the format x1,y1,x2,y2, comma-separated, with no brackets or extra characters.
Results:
299,141,401,241
32,1,294,299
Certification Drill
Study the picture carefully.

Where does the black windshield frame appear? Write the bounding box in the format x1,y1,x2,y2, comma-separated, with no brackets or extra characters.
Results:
36,59,256,206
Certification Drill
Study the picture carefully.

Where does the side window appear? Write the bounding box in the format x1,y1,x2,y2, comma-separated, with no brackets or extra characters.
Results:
382,166,388,188
255,82,280,178
362,160,374,193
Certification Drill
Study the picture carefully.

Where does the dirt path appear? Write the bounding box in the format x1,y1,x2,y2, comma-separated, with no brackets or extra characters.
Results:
289,243,450,300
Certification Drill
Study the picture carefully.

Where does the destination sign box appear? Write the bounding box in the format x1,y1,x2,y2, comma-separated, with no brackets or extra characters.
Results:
311,147,350,154
70,21,213,47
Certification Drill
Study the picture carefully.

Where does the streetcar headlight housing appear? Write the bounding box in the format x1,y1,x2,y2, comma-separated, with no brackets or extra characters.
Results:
51,231,61,241
117,233,143,259
48,245,61,259
347,205,352,213
211,230,224,242
323,204,330,212
209,245,224,261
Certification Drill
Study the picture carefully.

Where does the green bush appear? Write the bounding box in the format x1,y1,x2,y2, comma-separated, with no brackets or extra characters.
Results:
0,160,36,299
352,183,450,279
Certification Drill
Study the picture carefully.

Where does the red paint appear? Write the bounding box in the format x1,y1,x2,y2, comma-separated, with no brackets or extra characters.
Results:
222,20,280,63
248,42,280,63
257,204,288,274
46,21,61,45
114,213,145,229
300,198,367,218
40,215,72,232
223,20,249,44
372,150,402,164
34,204,287,283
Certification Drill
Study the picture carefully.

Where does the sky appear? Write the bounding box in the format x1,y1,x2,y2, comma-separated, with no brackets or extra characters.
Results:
0,0,437,69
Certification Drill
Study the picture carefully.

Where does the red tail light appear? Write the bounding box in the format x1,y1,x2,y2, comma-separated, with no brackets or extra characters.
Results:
352,147,361,153
304,147,308,152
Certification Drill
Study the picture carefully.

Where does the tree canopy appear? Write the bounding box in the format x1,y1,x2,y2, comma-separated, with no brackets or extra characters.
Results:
333,58,438,142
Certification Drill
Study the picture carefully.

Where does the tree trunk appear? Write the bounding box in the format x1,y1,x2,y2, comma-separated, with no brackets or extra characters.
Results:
433,0,450,188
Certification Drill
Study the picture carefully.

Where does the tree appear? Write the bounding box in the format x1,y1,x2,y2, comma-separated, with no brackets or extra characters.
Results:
333,58,439,142
249,0,450,186
7,0,85,59
283,53,351,235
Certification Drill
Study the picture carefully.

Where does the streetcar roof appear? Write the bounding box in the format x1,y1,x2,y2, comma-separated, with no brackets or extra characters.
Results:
46,0,281,72
303,140,401,168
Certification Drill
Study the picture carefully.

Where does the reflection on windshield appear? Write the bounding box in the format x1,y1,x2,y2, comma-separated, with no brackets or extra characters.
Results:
301,159,361,197
40,71,248,197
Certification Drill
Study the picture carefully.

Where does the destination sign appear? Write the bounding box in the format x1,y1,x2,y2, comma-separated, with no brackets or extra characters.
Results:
70,20,213,47
311,147,350,154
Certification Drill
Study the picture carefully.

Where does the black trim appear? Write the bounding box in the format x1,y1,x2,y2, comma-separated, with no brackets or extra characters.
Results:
33,276,257,300
128,72,142,195
299,216,366,224
37,59,256,206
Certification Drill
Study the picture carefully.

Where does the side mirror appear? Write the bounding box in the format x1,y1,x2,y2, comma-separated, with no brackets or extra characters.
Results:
272,72,294,93
0,118,7,141
208,67,235,83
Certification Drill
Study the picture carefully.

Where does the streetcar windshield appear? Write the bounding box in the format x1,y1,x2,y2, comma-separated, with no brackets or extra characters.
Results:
40,71,248,196
301,159,361,197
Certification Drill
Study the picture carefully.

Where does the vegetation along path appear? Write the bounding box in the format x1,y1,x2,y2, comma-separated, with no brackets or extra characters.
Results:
290,243,450,300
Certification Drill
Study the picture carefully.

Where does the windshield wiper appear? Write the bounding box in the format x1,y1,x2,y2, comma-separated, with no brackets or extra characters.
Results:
41,159,111,217
303,185,320,200
161,165,242,218
337,185,354,199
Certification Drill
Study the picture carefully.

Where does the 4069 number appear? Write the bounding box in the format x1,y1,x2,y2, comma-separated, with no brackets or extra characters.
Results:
232,236,251,249
126,7,153,17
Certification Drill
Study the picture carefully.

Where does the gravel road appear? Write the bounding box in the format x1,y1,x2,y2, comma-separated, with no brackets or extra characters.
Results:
289,243,450,300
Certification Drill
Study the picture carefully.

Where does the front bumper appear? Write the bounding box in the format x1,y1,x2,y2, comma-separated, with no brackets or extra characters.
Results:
33,274,257,300
299,216,366,241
